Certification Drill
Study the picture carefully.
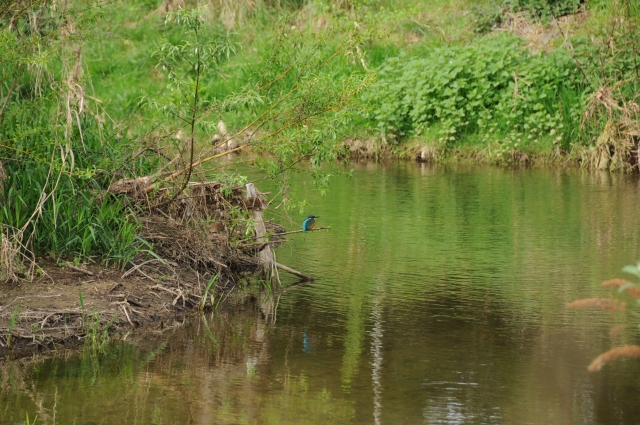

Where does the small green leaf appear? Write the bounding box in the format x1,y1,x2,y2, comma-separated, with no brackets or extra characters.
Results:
618,282,635,293
622,265,640,279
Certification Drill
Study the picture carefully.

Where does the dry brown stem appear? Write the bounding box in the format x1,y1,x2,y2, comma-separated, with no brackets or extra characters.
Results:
588,345,640,371
582,81,640,171
601,278,631,287
0,227,21,284
601,278,640,298
566,298,627,312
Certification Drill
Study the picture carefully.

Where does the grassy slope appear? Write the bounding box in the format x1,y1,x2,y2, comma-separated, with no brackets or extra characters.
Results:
85,0,635,165
86,0,491,124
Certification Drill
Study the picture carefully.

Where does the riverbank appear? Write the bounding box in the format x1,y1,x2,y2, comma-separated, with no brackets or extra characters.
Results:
0,179,291,358
342,138,609,170
0,263,202,358
84,1,640,173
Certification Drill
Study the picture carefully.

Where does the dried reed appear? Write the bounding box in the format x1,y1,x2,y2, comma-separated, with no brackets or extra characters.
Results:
566,298,627,312
0,227,20,284
587,345,640,372
582,83,640,171
601,278,631,287
624,287,640,299
601,278,640,298
609,324,628,338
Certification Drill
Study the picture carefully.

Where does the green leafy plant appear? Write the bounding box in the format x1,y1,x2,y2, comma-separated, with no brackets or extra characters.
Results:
504,0,582,19
7,306,20,348
470,4,504,34
200,272,220,311
365,36,584,149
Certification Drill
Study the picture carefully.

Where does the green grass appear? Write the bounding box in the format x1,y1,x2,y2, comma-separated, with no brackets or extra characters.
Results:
83,0,497,128
83,0,637,156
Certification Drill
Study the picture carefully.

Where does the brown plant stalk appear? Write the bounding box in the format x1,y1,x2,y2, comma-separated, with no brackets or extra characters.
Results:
588,345,640,372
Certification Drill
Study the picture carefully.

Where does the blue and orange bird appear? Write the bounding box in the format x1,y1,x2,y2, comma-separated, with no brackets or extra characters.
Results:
302,215,319,232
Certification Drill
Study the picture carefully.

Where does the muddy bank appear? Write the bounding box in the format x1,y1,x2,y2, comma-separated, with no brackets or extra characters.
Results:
341,138,638,171
0,179,292,358
0,263,224,358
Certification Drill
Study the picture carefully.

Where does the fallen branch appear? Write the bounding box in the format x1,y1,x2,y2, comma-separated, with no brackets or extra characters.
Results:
237,227,330,244
122,259,166,279
150,284,178,295
275,227,331,236
134,268,160,284
275,262,314,281
120,304,134,327
65,262,94,276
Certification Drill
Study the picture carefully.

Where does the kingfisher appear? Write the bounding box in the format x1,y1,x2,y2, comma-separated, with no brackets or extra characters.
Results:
302,215,319,232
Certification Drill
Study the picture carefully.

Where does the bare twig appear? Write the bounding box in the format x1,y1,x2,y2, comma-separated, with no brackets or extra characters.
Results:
0,76,17,129
121,259,166,279
275,262,313,281
551,10,591,86
120,304,134,327
64,262,94,276
0,294,62,312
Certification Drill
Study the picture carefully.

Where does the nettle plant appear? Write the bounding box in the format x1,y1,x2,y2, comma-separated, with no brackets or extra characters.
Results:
366,36,585,149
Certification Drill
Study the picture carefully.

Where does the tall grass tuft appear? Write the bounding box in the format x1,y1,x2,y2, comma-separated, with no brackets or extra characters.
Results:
200,273,220,311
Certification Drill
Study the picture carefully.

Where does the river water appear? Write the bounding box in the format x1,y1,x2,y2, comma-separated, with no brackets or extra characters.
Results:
2,163,640,425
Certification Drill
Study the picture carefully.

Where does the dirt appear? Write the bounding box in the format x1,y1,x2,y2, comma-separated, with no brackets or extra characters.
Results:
0,261,221,359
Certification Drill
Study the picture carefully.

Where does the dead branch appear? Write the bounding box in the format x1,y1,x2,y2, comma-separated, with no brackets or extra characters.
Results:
64,262,94,276
121,259,166,279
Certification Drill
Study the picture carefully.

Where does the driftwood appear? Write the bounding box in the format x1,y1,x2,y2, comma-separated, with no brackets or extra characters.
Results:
65,262,94,276
275,262,314,281
245,183,314,282
246,183,274,269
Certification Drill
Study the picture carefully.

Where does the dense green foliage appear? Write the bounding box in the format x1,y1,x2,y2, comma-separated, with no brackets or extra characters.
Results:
0,2,156,271
366,36,585,150
0,1,371,277
506,0,583,18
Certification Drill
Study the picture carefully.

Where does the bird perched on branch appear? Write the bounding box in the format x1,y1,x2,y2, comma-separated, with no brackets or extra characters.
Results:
302,215,320,232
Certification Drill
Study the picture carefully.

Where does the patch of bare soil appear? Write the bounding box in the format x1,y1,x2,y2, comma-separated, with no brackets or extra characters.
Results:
0,261,226,358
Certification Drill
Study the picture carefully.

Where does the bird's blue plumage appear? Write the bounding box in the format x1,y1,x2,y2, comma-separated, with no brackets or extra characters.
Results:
302,215,319,232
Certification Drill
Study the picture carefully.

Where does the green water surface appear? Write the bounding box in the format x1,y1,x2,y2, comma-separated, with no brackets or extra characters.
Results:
2,163,640,425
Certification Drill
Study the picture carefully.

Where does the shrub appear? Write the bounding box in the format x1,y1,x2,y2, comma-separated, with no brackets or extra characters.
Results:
364,36,586,148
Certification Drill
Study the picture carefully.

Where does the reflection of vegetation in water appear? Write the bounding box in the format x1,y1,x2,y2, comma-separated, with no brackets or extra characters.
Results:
340,296,365,390
0,303,355,424
261,374,354,425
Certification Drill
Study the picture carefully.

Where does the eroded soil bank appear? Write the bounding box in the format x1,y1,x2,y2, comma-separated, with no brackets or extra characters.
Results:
0,263,224,358
0,181,287,359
